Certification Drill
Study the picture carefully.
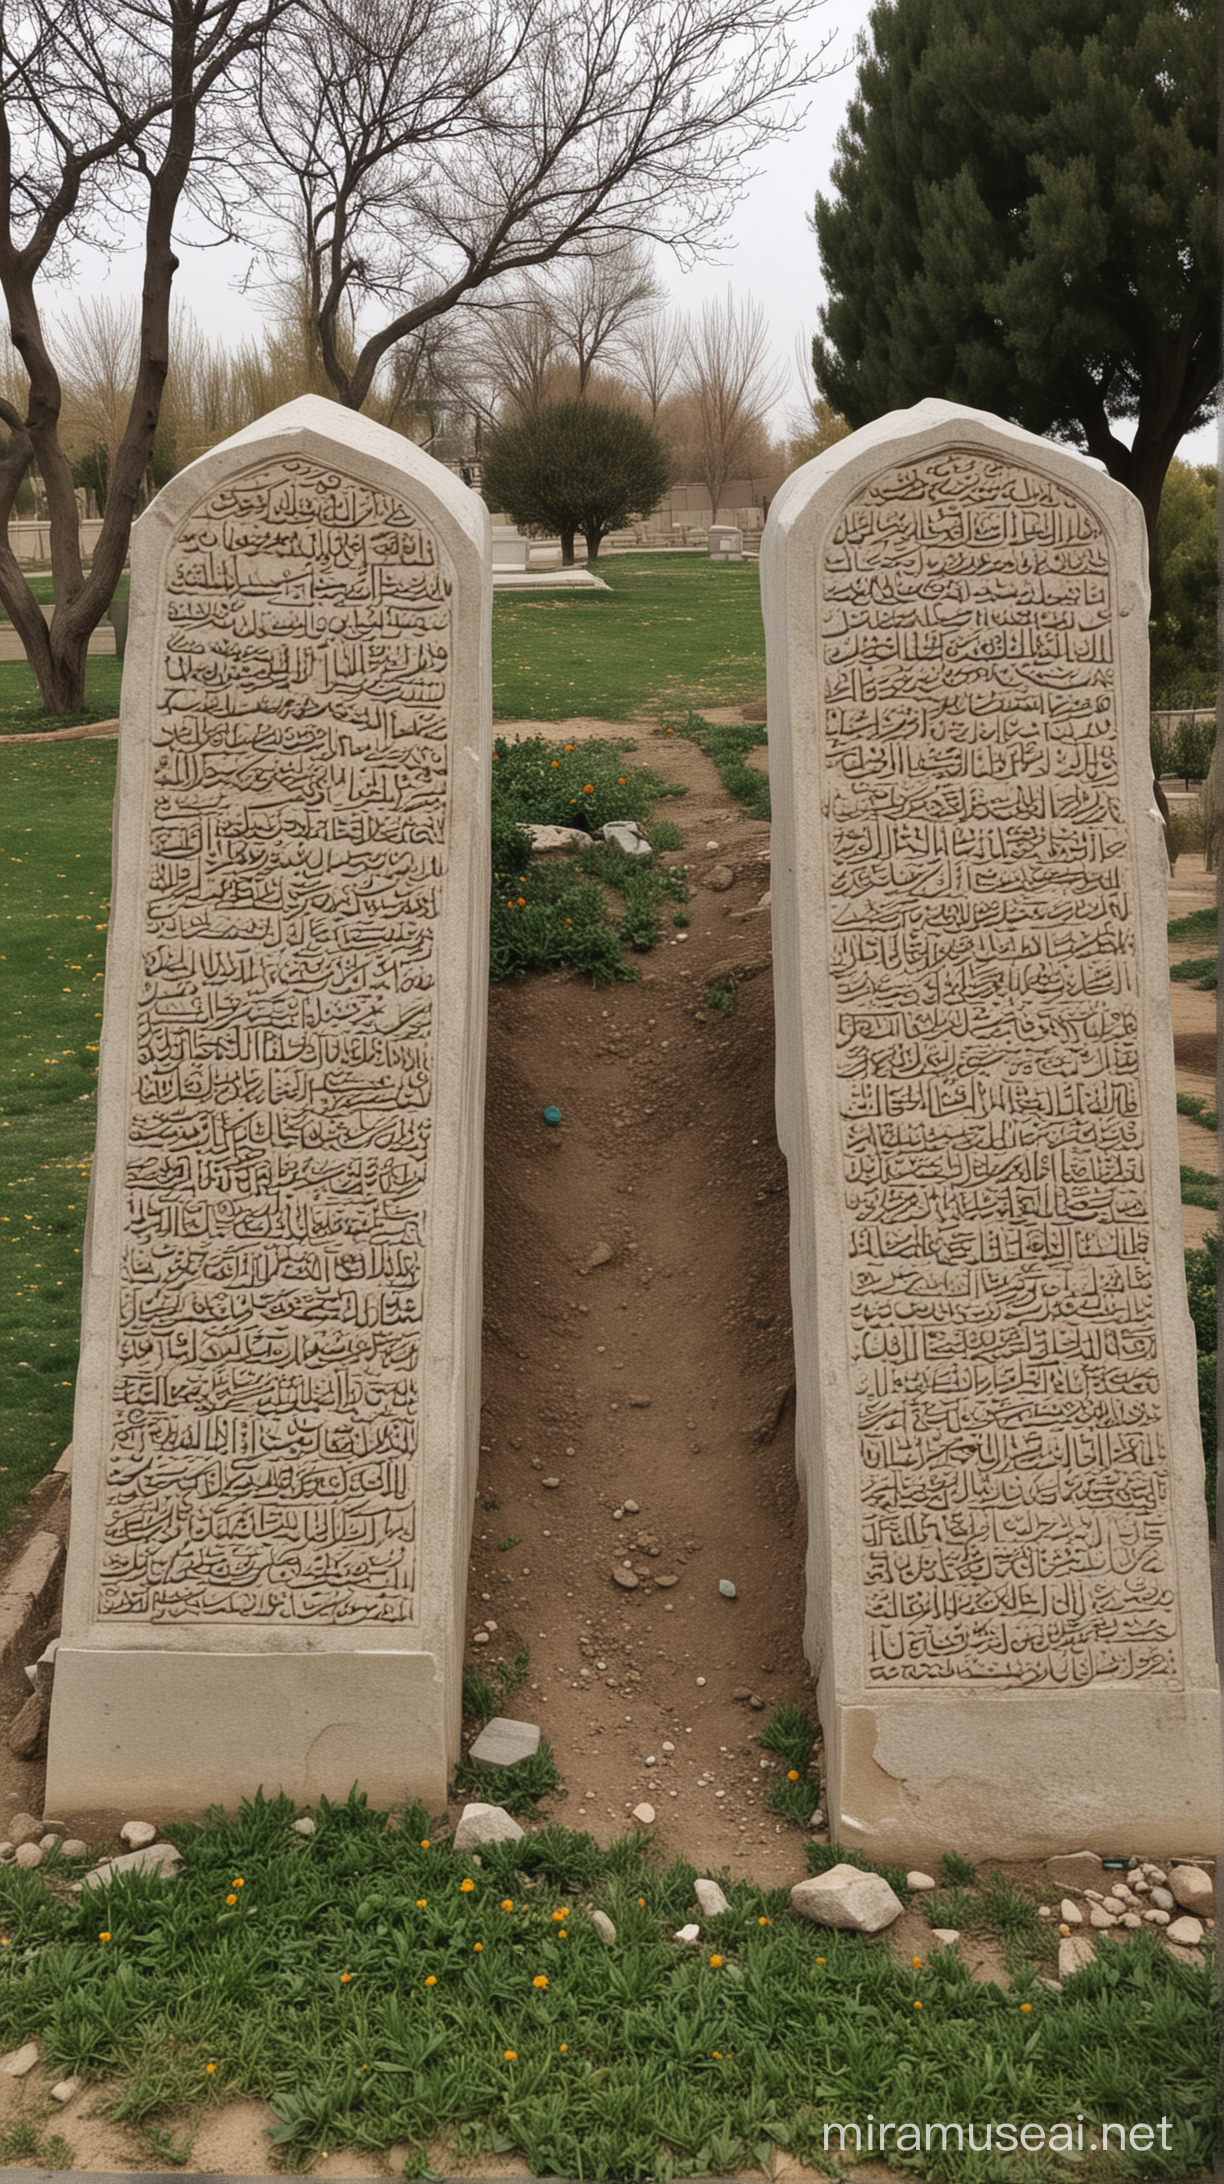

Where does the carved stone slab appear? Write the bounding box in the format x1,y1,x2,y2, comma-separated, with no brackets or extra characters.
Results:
46,397,491,1821
763,401,1220,1861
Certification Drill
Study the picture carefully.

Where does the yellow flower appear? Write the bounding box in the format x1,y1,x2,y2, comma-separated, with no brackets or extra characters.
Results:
533,1974,548,1989
560,2043,568,2053
815,1956,826,1965
912,1956,923,1969
637,1896,645,1907
1020,2002,1032,2012
340,1972,352,1983
552,1908,569,1921
417,1899,428,1908
583,783,594,793
226,1893,237,1906
758,1916,770,1926
233,1877,244,1888
99,1931,111,1943
421,1839,430,1849
787,1769,799,1781
206,2063,217,2076
473,1942,483,1952
913,2000,923,2011
708,1954,723,1968
504,2049,517,2061
516,896,526,906
460,1878,475,1892
500,1898,513,1912
424,1975,437,1987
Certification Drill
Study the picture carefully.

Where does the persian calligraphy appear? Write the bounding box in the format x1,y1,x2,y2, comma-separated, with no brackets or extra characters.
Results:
99,457,451,1623
819,450,1177,1688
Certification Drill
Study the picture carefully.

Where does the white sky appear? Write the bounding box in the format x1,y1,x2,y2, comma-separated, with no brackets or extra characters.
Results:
59,0,1217,470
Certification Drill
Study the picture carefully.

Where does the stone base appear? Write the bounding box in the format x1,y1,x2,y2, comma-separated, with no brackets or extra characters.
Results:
44,1647,452,1825
825,1687,1222,1865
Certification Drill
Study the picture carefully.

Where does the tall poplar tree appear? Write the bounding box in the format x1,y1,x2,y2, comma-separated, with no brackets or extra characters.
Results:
811,0,1219,548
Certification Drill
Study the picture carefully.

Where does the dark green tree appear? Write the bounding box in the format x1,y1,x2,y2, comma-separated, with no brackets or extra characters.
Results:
481,400,672,566
1149,459,1219,701
811,0,1219,549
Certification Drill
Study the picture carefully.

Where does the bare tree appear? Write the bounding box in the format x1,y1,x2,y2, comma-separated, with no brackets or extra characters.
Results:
620,305,685,421
246,0,833,415
540,240,663,394
0,0,299,713
681,289,785,522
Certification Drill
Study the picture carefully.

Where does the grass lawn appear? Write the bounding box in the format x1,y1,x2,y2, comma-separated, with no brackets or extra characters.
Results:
492,555,765,719
0,658,123,738
0,1797,1209,2181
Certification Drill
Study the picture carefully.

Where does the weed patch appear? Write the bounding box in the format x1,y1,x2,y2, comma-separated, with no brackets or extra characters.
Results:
1167,907,1219,943
661,710,770,819
1170,954,1217,988
1177,1093,1218,1131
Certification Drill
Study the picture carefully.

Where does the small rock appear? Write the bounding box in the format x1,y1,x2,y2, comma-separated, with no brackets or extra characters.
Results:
526,823,592,854
452,1803,526,1851
623,1499,640,1513
1120,1913,1143,1930
291,1818,316,1837
120,1820,158,1849
718,1579,737,1599
930,1929,960,1947
674,1923,700,1944
627,1395,651,1408
1046,1851,1103,1887
1144,1864,1167,1883
1145,1908,1171,1926
1168,1865,1214,1917
601,820,652,861
589,1910,616,1945
471,1630,490,1643
1083,1889,1104,1903
1150,1885,1175,1911
585,1242,614,1271
541,1477,560,1489
705,863,735,891
694,1879,730,1918
50,2078,81,2103
661,1740,675,1753
695,1676,706,1687
14,1843,42,1869
0,2042,38,2078
655,1575,678,1588
1167,1915,1204,1946
1130,1876,1149,1894
6,1813,42,1848
612,1568,640,1590
38,1834,59,1855
808,1809,825,1830
790,1864,904,1935
1100,1897,1126,1916
85,1844,183,1886
60,1840,88,1859
732,1687,753,1702
1088,1906,1116,1929
468,1717,541,1768
1060,1900,1082,1925
906,1872,936,1891
0,1844,13,1863
7,1693,44,1761
749,1694,765,1710
1058,1936,1096,1979
1038,1977,1063,1995
644,1755,656,1767
631,1803,656,1826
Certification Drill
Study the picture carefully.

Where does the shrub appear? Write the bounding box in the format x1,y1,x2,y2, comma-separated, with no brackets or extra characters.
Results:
482,400,672,566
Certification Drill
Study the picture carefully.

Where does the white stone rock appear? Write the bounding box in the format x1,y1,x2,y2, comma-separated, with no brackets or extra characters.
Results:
589,1910,616,1945
467,1717,541,1767
291,1817,316,1836
44,396,492,1826
84,1843,183,1886
1060,1899,1082,1925
526,824,592,854
1037,1905,1052,1918
1144,1865,1167,1883
60,1840,88,1858
1101,1897,1126,1916
1166,1915,1204,1946
1168,1865,1213,1916
120,1820,158,1849
762,397,1223,1863
694,1879,730,1917
789,1863,903,1935
906,1871,936,1891
631,1803,656,1826
50,2077,81,2103
452,1803,525,1851
930,1929,960,1947
600,820,652,861
1144,1908,1171,1926
39,1835,60,1855
1120,1913,1143,1930
13,1843,42,1869
0,2042,38,2077
1089,1906,1117,1929
1058,1936,1096,1980
1038,1977,1063,1995
674,1924,701,1944
1150,1885,1175,1911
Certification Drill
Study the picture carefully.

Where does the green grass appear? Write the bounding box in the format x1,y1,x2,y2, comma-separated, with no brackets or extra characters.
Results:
1180,1165,1218,1211
1169,954,1217,988
0,1792,1207,2182
0,743,113,1512
1167,908,1219,943
492,556,765,720
1177,1093,1218,1132
662,709,770,819
0,656,123,736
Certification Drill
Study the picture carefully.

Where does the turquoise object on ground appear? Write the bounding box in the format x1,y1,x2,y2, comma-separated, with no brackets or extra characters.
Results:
543,1105,562,1126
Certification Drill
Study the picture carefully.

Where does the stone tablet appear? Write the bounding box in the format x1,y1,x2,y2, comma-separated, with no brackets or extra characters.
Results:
46,396,491,1822
762,400,1220,1862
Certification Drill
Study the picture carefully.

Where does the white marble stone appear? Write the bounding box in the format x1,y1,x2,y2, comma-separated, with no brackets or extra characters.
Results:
790,1862,903,1933
707,525,743,561
46,397,492,1823
762,399,1221,1864
467,1717,541,1767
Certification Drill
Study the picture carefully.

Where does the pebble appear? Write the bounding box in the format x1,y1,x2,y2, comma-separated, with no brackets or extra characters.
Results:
623,1499,640,1513
0,2042,38,2078
612,1568,640,1590
808,1809,825,1830
1101,1896,1126,1916
655,1575,678,1588
1088,1906,1116,1929
1150,1885,1174,1911
1145,1908,1170,1925
1167,1915,1204,1947
14,1843,42,1869
589,1910,616,1945
661,1741,675,1753
906,1872,935,1891
472,1629,491,1642
706,864,735,891
5,1813,41,1849
1036,1906,1052,1918
631,1803,656,1826
291,1818,316,1837
1145,1865,1167,1883
60,1840,88,1858
1060,1899,1082,1925
120,1820,157,1849
718,1579,737,1599
644,1755,656,1767
930,1929,960,1947
542,1477,560,1489
0,1844,12,1863
694,1879,730,1918
695,1676,706,1687
38,1834,59,1855
674,1923,700,1944
50,2078,81,2103
1120,1913,1143,1930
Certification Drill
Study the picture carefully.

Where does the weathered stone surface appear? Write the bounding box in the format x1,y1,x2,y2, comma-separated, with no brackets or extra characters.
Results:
1059,1900,1083,1925
526,824,591,854
789,1863,903,1934
694,1878,730,1918
1058,1936,1096,1980
13,1843,41,1869
1168,1865,1213,1916
7,1693,44,1760
1166,1915,1205,1946
763,399,1221,1862
45,397,492,1823
0,2043,38,2078
6,1813,42,1848
1047,1854,1104,1887
467,1717,541,1767
84,1843,183,1887
906,1872,935,1891
600,820,652,861
589,1909,616,1944
120,1820,158,1849
452,1803,526,1851
930,1929,960,1947
50,2077,82,2103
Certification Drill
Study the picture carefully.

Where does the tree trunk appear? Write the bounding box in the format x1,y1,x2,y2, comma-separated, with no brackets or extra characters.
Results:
559,527,576,565
583,527,602,560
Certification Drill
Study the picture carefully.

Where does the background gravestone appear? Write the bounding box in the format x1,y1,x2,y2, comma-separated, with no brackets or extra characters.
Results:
763,399,1220,1861
46,396,491,1821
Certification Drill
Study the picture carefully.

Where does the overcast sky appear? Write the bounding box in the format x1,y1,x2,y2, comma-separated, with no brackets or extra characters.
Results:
59,0,1217,470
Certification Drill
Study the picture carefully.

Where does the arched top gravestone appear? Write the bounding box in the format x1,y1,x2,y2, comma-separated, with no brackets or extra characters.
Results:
763,401,1220,1860
47,398,492,1822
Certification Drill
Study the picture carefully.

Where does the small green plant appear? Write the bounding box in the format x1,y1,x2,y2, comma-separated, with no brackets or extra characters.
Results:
461,1645,530,1726
1170,954,1218,988
496,1534,519,1552
1168,907,1219,942
805,1839,911,1906
1180,1164,1218,1211
939,1851,977,1887
704,977,737,1013
1177,1092,1218,1130
649,819,685,851
451,1740,564,1815
663,710,770,819
758,1704,820,1825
